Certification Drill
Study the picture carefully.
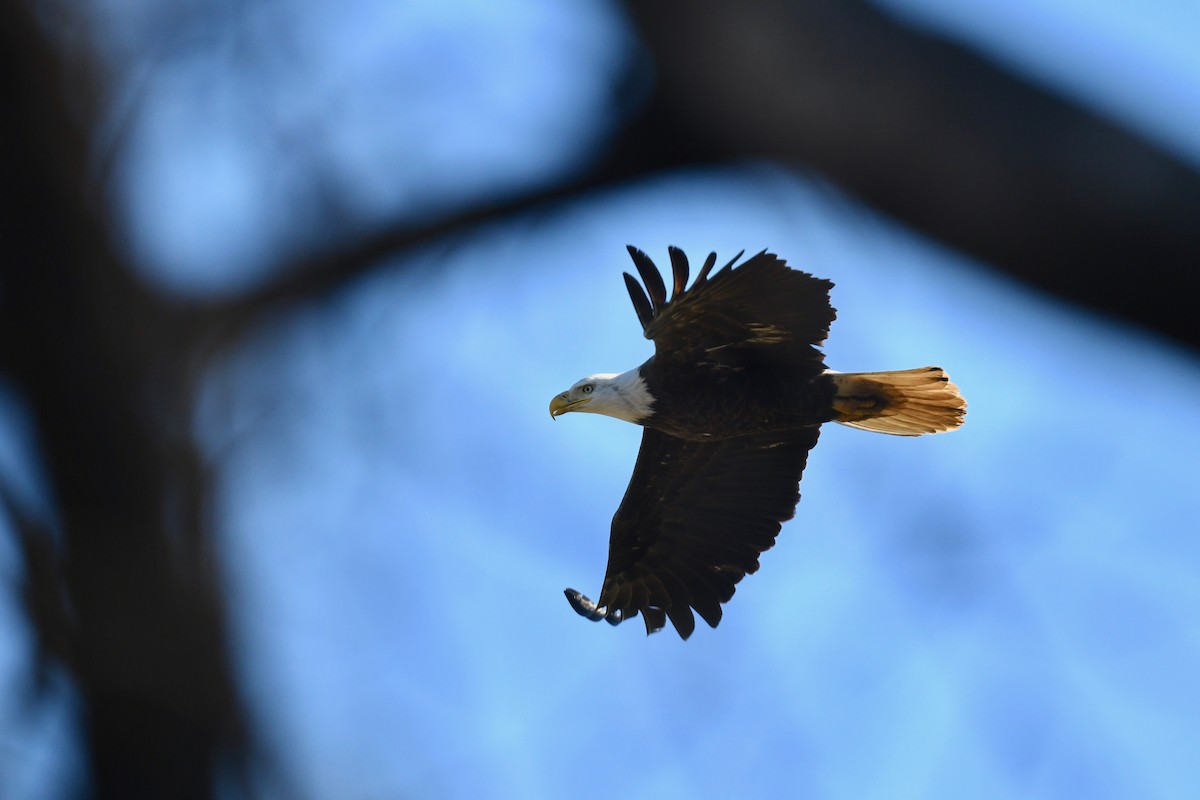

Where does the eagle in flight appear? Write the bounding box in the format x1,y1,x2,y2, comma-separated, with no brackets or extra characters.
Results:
549,246,966,639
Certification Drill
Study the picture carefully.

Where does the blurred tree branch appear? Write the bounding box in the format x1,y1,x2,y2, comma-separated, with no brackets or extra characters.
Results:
207,0,1200,351
619,0,1200,348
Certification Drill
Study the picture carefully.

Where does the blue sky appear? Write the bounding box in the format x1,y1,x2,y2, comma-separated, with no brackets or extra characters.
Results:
191,169,1200,798
3,1,1199,798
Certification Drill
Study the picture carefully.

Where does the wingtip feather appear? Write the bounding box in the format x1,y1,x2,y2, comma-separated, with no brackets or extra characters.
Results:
623,272,654,331
667,246,690,299
626,246,668,311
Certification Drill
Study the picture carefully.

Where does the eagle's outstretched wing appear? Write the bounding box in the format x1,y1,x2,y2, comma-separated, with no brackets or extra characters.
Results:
623,245,836,376
565,425,819,639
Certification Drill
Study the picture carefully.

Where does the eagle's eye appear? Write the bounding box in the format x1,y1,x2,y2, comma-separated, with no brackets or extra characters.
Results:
581,384,594,394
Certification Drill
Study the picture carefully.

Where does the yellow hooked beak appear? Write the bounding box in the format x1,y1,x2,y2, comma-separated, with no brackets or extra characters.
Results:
549,392,590,419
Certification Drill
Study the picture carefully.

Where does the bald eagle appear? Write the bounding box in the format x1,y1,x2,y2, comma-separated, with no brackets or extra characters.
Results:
550,246,965,639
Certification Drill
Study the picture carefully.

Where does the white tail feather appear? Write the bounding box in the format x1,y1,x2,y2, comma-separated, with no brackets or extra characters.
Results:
828,367,965,436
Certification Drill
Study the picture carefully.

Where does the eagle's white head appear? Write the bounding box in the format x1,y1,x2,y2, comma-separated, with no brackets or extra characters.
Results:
549,369,654,424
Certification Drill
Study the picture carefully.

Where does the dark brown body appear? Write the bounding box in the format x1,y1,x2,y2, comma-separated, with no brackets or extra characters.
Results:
637,356,837,441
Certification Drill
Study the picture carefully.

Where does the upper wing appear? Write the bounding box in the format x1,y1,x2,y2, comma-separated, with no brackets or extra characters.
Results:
566,425,821,639
624,246,836,375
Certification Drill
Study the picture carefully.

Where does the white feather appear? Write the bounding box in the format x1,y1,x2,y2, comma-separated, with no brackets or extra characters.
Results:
570,368,655,423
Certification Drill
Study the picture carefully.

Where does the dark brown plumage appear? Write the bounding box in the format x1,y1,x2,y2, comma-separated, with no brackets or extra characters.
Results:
552,246,965,638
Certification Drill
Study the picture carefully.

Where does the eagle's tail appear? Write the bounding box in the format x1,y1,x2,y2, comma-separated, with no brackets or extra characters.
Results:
828,367,965,436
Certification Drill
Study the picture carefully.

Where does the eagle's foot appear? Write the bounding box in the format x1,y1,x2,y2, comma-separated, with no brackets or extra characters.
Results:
564,588,624,626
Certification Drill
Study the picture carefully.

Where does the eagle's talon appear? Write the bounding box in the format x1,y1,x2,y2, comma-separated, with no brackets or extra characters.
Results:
564,588,607,621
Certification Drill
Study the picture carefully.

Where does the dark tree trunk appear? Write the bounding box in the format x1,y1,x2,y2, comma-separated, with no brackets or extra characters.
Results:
0,5,246,798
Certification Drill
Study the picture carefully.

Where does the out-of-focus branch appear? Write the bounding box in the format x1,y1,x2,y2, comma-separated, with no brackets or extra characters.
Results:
199,0,1200,352
620,0,1200,348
